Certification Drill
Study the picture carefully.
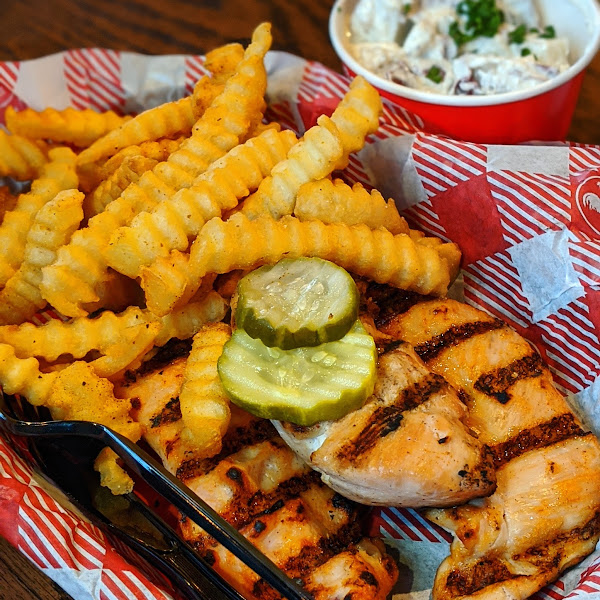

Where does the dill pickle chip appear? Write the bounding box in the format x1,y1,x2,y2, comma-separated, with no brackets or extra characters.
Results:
217,320,377,426
235,257,359,350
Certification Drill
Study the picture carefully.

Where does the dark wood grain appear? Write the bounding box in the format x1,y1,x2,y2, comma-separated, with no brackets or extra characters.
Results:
0,535,69,600
0,2,598,599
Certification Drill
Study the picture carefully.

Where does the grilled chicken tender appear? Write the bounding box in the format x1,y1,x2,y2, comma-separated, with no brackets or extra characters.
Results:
115,339,398,600
275,340,496,506
378,296,600,600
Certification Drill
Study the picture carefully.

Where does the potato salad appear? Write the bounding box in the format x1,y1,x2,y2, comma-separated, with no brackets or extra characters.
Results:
349,0,570,95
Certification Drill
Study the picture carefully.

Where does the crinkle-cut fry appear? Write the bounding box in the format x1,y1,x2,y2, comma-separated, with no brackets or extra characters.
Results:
0,291,227,369
242,75,382,220
0,343,56,405
153,22,271,191
142,213,459,315
0,147,78,287
76,43,245,168
294,178,409,235
75,96,198,166
5,106,129,148
47,361,141,440
95,448,134,495
409,230,462,282
0,189,84,325
0,130,48,181
89,321,161,379
39,167,173,318
0,305,149,362
179,322,232,458
202,42,245,81
153,290,228,346
83,155,159,219
105,128,298,278
77,137,184,193
139,250,195,316
40,26,271,318
244,120,281,140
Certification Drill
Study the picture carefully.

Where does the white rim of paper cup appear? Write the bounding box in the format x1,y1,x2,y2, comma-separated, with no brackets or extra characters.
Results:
329,0,600,108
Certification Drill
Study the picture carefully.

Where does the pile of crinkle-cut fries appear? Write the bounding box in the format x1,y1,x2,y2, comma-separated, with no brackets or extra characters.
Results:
0,22,460,494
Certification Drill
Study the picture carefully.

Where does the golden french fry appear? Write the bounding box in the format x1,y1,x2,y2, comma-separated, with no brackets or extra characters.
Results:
77,137,185,193
0,305,148,362
410,232,462,283
89,321,161,379
75,96,199,166
142,212,459,315
0,343,56,404
5,106,129,148
154,290,228,346
202,42,245,81
0,188,84,325
95,448,134,495
242,75,382,219
83,155,159,219
179,322,232,458
47,361,141,440
294,178,409,235
0,147,78,286
105,128,298,278
41,27,271,317
153,21,271,191
77,43,245,168
0,130,48,181
139,250,193,316
0,291,226,370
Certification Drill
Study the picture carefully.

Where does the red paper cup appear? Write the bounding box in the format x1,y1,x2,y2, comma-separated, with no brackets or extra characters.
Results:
330,0,600,144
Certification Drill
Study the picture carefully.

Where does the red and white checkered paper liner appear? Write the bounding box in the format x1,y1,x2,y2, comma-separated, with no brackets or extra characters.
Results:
0,49,599,599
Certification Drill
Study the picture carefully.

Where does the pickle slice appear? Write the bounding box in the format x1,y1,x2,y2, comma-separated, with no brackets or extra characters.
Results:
217,320,377,426
235,257,359,350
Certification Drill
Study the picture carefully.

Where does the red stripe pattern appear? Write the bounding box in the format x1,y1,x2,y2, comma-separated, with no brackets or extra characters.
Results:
184,55,208,96
0,48,597,600
64,49,125,112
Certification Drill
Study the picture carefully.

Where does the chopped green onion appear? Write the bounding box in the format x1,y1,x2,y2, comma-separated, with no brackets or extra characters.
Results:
539,25,556,39
521,47,532,57
449,0,505,46
426,65,444,83
509,24,527,44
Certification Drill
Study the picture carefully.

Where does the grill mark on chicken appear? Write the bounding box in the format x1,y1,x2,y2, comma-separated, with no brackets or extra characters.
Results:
446,509,600,596
176,418,277,481
248,512,365,597
278,520,363,579
223,471,322,529
122,338,192,384
150,396,181,428
192,480,369,598
446,557,514,596
475,353,544,404
514,509,600,566
337,372,447,461
357,279,428,328
414,319,505,362
489,414,586,468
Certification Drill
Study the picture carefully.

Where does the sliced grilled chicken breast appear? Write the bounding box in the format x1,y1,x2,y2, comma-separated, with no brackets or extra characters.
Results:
116,340,399,600
380,297,600,600
275,340,496,507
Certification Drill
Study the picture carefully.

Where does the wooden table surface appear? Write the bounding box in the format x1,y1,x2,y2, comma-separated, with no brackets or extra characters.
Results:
0,1,599,599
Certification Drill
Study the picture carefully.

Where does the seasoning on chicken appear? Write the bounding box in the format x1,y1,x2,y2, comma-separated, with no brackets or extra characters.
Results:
275,339,496,507
115,338,399,600
377,294,600,600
